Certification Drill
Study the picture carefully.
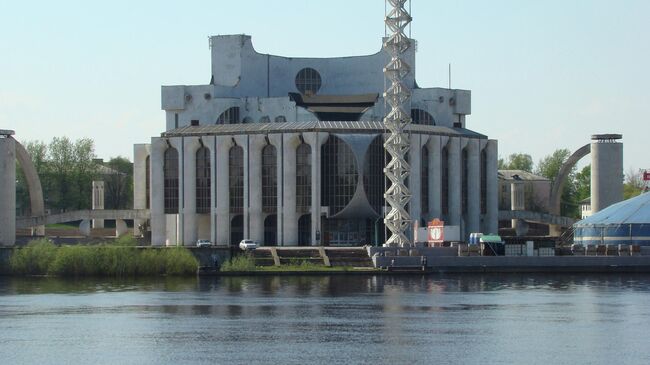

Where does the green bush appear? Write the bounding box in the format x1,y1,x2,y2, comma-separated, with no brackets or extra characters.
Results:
220,254,256,272
9,239,57,275
8,238,198,277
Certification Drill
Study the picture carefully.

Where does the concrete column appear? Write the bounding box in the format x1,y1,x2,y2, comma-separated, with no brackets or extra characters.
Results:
150,138,166,246
216,136,233,245
304,132,329,246
0,137,16,246
280,133,301,246
183,138,201,246
247,135,267,243
510,180,525,234
133,144,150,237
267,134,284,245
485,140,499,234
591,137,623,213
168,137,184,246
427,136,443,221
466,139,481,236
92,181,105,229
448,137,462,228
409,134,422,230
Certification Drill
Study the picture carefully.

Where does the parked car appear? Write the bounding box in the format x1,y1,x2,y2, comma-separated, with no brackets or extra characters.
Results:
196,239,212,248
239,239,258,251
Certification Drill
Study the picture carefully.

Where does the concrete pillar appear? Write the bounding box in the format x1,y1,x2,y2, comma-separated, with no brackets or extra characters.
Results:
304,132,328,246
92,181,105,229
204,136,217,245
511,180,525,235
133,144,150,237
150,138,166,246
591,135,623,213
409,134,422,230
247,135,266,243
448,137,462,227
216,136,233,245
427,136,443,221
0,136,16,246
281,133,301,246
183,138,201,246
115,219,128,237
466,139,481,236
485,140,499,234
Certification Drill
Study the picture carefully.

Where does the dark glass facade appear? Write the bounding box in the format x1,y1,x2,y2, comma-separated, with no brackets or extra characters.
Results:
411,108,435,125
217,107,240,124
262,144,277,213
321,136,358,216
364,135,385,216
296,143,311,213
163,147,179,214
462,148,468,214
421,145,429,215
196,146,211,214
264,215,277,246
481,149,487,214
229,146,244,214
441,145,449,216
145,155,150,209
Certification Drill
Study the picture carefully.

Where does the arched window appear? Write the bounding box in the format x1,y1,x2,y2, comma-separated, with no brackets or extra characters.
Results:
296,143,311,213
274,115,287,123
421,145,429,215
462,148,468,214
242,117,254,124
163,147,179,214
322,136,358,216
216,107,240,124
262,144,277,213
259,116,271,124
295,68,322,96
363,135,385,216
411,109,435,126
441,145,449,216
145,155,150,209
481,149,487,215
196,146,211,214
229,146,244,214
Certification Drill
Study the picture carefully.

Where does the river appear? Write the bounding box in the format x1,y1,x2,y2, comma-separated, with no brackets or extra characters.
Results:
1,274,649,364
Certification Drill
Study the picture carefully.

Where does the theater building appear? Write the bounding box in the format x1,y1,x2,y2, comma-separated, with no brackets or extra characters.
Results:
133,34,498,246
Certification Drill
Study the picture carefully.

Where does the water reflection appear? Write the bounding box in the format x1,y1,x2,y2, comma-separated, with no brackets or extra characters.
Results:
2,274,650,364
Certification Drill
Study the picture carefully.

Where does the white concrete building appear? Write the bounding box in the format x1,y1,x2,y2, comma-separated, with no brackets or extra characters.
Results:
134,35,499,247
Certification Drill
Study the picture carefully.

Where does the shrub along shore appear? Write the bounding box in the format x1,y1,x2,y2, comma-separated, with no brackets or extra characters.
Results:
8,236,198,277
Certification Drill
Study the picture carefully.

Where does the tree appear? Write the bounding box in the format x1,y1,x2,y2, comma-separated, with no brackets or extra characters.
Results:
498,153,533,172
104,156,133,209
624,168,645,199
574,165,591,203
536,149,579,218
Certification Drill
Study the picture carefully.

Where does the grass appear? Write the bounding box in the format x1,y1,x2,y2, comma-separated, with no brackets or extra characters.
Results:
8,236,198,277
45,223,78,230
220,255,360,272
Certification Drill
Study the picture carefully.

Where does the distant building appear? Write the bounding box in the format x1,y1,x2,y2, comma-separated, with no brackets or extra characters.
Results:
133,35,499,247
498,170,551,213
579,197,592,219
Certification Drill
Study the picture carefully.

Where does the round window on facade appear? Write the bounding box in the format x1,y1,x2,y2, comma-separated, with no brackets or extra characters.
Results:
295,68,322,96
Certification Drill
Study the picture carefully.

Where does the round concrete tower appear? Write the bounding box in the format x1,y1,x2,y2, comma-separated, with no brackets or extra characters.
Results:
0,130,16,246
590,134,623,214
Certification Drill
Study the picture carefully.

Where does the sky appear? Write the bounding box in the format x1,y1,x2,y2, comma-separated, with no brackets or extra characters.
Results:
1,0,648,174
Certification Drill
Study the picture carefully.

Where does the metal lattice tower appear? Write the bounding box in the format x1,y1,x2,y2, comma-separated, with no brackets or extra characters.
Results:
383,0,412,247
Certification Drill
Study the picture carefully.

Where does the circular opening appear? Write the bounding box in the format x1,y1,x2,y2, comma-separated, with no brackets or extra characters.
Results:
295,68,322,96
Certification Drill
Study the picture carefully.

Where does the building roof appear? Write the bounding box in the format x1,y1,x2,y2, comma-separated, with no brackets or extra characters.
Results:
498,170,550,181
161,121,488,138
576,192,650,226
